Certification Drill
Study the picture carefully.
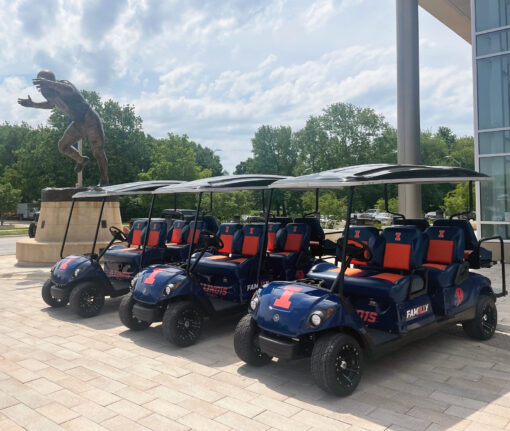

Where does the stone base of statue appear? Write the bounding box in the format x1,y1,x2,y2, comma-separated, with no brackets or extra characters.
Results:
16,187,123,265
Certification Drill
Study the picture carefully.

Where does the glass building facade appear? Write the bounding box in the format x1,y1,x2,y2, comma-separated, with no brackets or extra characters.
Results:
474,0,510,239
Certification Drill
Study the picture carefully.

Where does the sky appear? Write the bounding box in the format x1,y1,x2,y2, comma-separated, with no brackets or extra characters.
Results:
0,0,473,173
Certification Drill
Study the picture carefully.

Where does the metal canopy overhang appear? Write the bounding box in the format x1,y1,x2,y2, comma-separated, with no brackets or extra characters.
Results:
72,180,183,198
269,164,492,190
155,174,289,194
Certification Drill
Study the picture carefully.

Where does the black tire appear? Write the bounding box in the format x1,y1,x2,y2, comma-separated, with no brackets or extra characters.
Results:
28,222,37,238
311,332,363,397
41,279,68,308
69,282,105,318
462,294,497,340
234,314,272,366
162,301,203,347
119,294,151,331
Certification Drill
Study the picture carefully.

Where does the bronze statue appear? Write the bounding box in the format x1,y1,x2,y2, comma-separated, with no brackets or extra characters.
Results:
18,70,109,186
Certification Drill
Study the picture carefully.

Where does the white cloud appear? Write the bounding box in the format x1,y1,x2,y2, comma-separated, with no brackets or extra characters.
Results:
304,0,335,29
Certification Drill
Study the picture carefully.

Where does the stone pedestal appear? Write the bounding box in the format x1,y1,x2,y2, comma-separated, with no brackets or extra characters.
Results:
16,187,123,265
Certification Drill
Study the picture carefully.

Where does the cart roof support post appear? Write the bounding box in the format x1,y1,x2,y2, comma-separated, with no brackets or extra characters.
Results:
330,186,355,298
173,194,177,211
315,188,319,214
140,194,156,270
60,198,76,259
91,198,106,259
186,192,202,275
257,188,274,288
469,180,473,213
209,192,213,213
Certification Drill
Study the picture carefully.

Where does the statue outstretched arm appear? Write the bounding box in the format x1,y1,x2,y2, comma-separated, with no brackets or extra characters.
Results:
17,95,54,109
32,78,74,96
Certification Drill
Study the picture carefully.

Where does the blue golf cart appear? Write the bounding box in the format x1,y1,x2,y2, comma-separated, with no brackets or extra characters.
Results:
120,174,328,346
234,164,506,396
42,180,186,318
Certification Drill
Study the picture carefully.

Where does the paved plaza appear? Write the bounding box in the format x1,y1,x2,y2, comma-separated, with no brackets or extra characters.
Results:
1,255,510,430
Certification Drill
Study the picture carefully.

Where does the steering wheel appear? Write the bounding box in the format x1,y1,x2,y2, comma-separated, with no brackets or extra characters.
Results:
336,238,373,263
302,211,319,218
198,230,224,250
109,226,128,242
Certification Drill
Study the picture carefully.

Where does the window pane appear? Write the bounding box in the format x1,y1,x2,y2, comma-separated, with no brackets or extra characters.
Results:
481,223,510,238
477,55,510,129
480,156,510,222
477,28,510,56
479,130,510,154
476,0,510,32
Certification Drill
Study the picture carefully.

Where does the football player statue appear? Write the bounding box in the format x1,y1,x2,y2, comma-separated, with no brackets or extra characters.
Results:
18,70,109,186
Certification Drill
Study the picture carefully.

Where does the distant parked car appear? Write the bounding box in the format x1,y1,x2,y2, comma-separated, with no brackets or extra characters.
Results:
425,210,444,222
374,211,393,225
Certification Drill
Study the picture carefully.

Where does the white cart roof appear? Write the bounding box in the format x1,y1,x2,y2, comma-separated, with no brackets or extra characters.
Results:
155,174,288,194
72,180,183,198
269,164,491,189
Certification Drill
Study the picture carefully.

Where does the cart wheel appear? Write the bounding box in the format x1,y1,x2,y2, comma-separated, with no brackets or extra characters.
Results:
28,222,37,238
311,332,363,397
119,294,151,331
162,300,203,347
234,314,272,366
41,279,68,308
462,294,497,340
69,282,105,318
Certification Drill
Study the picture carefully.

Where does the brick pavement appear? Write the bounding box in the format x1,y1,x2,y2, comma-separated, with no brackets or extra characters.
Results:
1,255,510,430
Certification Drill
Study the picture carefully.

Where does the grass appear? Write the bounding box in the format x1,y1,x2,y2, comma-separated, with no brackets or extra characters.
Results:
0,227,28,236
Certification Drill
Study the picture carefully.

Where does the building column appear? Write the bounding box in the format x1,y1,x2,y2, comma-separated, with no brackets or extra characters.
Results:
396,0,422,218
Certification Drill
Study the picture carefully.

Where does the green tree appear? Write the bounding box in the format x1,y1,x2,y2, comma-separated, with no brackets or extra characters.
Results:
249,125,295,176
193,144,224,176
442,182,474,216
301,191,347,221
437,126,456,150
140,133,210,182
234,158,256,174
0,122,31,177
295,103,396,170
2,126,74,201
135,133,213,216
0,182,22,225
375,197,399,213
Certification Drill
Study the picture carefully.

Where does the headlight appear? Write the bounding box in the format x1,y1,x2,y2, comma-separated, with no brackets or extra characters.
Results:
163,281,182,296
308,306,337,328
73,266,88,278
249,293,259,311
310,312,323,328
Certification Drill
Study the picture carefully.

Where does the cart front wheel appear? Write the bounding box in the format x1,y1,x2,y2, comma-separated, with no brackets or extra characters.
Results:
162,301,203,347
234,314,272,366
119,294,151,330
41,279,68,308
311,332,363,397
69,282,105,318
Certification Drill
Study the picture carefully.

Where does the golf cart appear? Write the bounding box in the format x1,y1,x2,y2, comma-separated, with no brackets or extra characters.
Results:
120,174,329,346
42,180,183,318
234,164,506,396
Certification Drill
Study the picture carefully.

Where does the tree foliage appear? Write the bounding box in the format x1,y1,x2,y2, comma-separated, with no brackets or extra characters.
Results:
442,182,474,216
0,182,21,225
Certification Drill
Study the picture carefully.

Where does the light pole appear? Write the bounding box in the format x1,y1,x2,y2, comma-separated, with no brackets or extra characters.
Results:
396,0,422,218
